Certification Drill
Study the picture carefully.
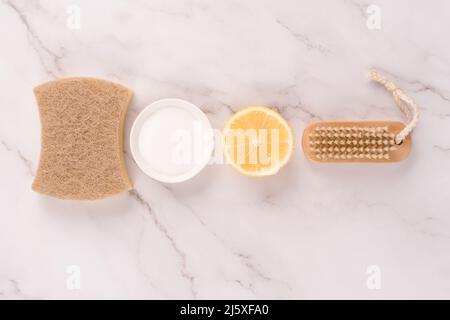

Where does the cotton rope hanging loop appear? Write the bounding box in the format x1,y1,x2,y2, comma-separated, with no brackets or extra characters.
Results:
368,69,419,145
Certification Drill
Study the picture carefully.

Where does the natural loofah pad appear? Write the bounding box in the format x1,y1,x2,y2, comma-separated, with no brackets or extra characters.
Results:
32,77,133,200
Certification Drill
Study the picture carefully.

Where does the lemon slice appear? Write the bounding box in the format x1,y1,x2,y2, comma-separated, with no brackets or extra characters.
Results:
223,106,293,176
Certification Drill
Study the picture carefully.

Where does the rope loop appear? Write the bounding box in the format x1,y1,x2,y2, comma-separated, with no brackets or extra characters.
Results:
368,69,419,144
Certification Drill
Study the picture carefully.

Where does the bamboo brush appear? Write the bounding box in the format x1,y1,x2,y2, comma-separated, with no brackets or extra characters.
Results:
302,70,418,163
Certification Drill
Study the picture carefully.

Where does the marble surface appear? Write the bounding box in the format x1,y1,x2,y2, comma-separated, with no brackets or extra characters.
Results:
1,0,450,299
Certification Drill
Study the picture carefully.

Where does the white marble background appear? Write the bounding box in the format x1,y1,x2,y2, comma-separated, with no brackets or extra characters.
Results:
1,0,450,299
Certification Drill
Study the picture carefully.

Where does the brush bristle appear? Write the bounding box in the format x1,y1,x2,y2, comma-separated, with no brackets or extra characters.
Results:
308,126,397,160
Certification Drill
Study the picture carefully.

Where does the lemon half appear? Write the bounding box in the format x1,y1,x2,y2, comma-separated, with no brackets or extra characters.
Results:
222,106,294,176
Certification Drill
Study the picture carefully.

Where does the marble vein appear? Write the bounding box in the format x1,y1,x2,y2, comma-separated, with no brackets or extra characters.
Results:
2,0,63,77
275,19,330,56
129,189,197,298
0,278,36,299
235,252,292,293
1,140,34,176
374,67,450,104
433,145,450,154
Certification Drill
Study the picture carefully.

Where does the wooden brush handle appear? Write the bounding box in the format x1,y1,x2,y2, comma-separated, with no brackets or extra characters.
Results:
302,121,412,163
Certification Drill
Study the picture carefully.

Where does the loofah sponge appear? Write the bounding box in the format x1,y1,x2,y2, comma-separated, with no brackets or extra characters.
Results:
32,77,133,200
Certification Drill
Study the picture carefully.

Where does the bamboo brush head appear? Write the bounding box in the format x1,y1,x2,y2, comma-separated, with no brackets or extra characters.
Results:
302,121,411,163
